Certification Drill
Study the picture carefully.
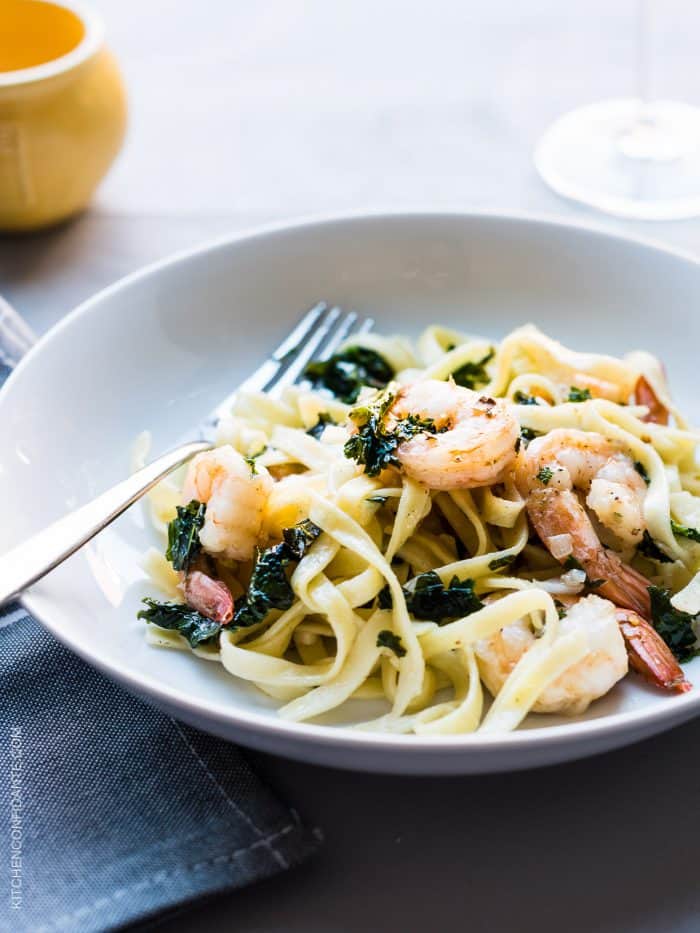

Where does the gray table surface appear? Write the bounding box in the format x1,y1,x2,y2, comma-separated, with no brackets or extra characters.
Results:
4,1,700,930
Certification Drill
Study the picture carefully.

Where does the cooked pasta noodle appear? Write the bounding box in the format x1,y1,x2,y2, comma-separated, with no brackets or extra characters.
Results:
136,322,700,733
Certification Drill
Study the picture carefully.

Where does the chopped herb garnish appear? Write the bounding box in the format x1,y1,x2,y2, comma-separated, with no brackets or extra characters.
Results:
671,520,700,544
376,630,406,658
567,386,592,403
137,598,221,648
165,500,206,572
554,599,567,619
405,572,483,624
344,388,442,477
306,412,335,440
563,556,584,572
304,346,394,404
634,461,651,485
244,448,266,475
648,585,699,662
536,466,553,486
637,530,674,564
587,578,605,590
451,350,495,390
233,520,321,628
514,390,539,406
488,554,515,571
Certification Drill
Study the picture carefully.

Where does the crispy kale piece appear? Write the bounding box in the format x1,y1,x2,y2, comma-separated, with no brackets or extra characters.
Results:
648,585,699,662
305,346,394,404
536,466,553,486
405,572,483,623
344,388,441,477
233,520,321,628
488,554,515,571
451,350,494,390
306,412,335,440
137,599,221,648
376,630,406,658
634,461,651,485
637,530,674,564
513,390,539,405
567,386,592,402
165,500,206,571
671,520,700,544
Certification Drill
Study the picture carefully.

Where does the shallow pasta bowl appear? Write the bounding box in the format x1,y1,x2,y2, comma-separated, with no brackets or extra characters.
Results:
3,210,700,774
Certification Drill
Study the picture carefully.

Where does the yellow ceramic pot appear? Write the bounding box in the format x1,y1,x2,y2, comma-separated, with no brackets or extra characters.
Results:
0,0,127,231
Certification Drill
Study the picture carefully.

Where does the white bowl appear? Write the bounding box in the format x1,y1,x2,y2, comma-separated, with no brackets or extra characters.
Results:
4,211,700,774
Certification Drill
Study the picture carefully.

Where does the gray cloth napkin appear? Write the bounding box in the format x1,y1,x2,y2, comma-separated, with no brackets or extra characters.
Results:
0,301,321,932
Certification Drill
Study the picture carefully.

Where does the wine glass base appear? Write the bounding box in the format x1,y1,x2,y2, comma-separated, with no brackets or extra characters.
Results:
535,98,700,220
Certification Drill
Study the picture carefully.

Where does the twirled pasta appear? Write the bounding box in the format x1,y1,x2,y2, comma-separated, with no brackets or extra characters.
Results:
137,323,700,733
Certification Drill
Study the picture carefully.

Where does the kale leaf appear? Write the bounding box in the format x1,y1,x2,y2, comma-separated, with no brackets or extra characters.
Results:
634,461,651,485
344,389,441,477
488,554,515,571
233,520,321,628
637,530,674,564
377,584,393,609
671,520,700,544
520,427,541,445
451,350,494,390
513,390,539,405
648,585,699,662
567,386,592,402
137,598,221,648
376,630,406,657
306,412,335,440
305,346,394,404
405,572,483,623
165,500,206,571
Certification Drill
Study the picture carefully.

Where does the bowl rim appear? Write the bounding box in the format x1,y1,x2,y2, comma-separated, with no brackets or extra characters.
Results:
7,207,700,757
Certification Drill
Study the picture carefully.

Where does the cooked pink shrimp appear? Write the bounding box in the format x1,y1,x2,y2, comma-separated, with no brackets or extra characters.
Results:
181,445,272,561
634,375,669,426
475,595,628,715
517,429,647,549
616,608,690,693
386,380,519,490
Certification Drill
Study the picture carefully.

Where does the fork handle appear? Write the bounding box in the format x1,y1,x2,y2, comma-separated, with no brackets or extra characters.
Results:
0,441,211,608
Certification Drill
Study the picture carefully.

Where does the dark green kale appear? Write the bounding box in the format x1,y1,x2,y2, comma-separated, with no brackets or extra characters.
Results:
244,448,266,475
367,495,387,504
634,461,651,485
404,572,483,623
451,350,495,390
648,585,699,662
306,412,335,440
554,599,567,619
376,630,406,658
513,390,539,406
520,427,541,445
567,386,592,402
536,466,553,486
671,520,700,544
137,598,221,648
282,519,322,560
165,500,206,572
637,530,674,564
233,520,321,628
305,346,394,404
343,389,441,477
377,584,393,609
563,556,584,572
488,554,515,571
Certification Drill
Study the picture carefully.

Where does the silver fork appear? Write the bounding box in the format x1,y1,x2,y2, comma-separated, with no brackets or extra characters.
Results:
0,304,373,607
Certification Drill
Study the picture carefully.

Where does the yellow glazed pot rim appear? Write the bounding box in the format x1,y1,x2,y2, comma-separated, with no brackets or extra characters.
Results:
0,0,105,88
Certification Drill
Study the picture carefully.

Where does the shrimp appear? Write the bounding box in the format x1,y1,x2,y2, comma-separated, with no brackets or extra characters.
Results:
516,429,689,692
634,374,669,425
616,608,690,693
386,379,519,490
518,429,647,549
183,570,234,623
181,445,272,561
475,595,628,715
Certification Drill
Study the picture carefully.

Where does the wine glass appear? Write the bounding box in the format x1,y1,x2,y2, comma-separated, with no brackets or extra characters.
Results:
534,1,700,220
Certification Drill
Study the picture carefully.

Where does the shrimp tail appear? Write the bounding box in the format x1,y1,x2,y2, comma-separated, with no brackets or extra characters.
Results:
184,570,234,624
634,375,669,426
616,609,691,693
593,552,652,619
